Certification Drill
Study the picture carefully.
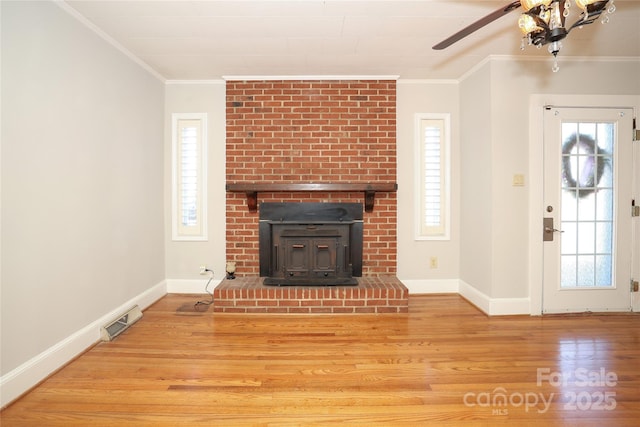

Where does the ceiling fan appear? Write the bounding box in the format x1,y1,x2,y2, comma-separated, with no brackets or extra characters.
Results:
432,0,616,71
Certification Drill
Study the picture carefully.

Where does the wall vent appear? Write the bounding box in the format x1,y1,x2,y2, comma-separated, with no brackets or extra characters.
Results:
100,305,142,341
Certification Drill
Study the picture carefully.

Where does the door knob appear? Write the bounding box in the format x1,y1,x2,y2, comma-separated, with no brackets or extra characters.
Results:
543,217,563,241
544,226,564,233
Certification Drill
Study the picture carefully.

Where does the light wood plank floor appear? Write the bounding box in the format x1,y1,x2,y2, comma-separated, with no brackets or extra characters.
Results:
2,294,639,426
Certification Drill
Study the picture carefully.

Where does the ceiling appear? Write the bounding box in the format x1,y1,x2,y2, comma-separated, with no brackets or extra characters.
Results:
63,0,640,81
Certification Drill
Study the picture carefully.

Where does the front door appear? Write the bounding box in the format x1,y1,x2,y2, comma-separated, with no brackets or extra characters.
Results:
543,107,634,313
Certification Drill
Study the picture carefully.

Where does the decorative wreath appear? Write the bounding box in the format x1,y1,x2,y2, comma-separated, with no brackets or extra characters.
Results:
561,133,610,198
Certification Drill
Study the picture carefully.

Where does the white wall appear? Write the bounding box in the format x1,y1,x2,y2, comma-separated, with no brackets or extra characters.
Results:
1,0,165,404
164,82,227,291
459,65,494,298
396,81,460,292
459,57,640,313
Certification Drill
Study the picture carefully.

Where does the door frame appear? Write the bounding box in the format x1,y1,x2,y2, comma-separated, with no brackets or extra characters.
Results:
528,94,640,315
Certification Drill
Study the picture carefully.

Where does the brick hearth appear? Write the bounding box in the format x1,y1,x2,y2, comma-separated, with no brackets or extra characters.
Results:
213,276,408,314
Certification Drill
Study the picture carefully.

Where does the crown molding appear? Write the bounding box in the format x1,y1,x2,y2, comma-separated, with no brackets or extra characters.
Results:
459,54,640,83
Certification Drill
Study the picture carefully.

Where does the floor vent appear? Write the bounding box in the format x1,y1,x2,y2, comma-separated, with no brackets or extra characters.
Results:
100,305,142,341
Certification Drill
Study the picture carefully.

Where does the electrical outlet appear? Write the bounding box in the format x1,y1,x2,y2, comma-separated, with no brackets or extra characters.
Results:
199,265,207,275
429,257,438,269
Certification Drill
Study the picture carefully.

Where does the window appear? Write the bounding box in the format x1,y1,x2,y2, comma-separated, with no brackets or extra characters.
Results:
415,113,450,240
172,113,207,240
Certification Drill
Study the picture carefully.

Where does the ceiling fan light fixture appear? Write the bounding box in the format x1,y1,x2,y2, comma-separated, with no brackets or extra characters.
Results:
432,0,615,72
518,0,614,70
521,0,553,12
518,13,543,35
574,0,600,10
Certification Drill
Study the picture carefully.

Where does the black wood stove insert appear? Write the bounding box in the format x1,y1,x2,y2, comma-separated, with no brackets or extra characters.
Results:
259,202,363,286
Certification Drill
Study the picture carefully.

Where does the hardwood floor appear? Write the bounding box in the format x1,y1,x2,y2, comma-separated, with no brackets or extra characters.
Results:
2,294,639,426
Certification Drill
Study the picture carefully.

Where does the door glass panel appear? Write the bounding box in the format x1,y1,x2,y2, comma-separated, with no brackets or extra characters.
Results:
561,190,577,221
596,222,613,253
596,255,613,286
596,189,613,220
577,195,595,221
577,255,595,287
561,255,577,287
577,222,595,254
560,122,614,289
561,222,577,254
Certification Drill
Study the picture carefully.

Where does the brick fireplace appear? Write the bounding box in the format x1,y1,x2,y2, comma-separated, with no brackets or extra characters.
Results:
218,79,406,313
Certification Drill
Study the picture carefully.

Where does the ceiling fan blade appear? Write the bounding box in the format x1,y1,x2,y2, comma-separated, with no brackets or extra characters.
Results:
432,1,522,50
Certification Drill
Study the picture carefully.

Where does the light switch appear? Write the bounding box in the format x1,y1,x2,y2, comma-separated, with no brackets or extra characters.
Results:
429,257,438,269
513,174,525,186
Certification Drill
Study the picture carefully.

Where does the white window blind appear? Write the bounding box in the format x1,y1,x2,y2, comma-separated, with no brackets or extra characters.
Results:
415,114,450,240
172,113,207,240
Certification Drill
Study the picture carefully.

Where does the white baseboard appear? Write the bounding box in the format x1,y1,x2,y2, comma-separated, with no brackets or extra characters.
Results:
458,280,491,314
400,279,459,294
399,278,529,315
166,278,222,294
458,280,530,315
488,297,531,315
0,280,167,408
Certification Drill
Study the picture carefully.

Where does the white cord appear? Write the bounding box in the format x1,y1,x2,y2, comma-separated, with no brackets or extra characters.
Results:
195,269,214,307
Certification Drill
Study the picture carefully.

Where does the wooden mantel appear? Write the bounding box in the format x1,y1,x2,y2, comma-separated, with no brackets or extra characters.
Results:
226,183,398,213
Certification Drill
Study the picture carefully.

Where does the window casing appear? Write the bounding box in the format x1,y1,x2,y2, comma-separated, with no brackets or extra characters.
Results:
172,113,207,241
415,113,450,240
